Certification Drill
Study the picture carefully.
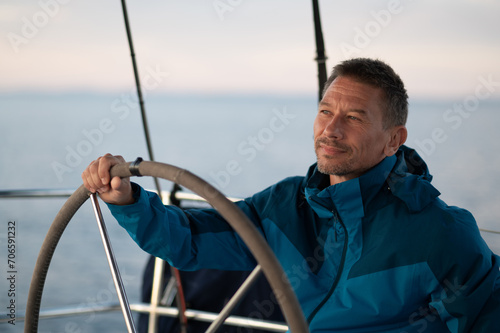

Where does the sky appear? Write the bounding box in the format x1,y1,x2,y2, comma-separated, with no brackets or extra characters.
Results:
1,0,500,99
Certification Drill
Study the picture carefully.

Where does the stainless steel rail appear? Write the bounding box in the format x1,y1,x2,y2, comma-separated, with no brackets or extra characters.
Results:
0,188,76,198
130,304,288,332
0,188,222,202
0,302,288,332
0,303,121,323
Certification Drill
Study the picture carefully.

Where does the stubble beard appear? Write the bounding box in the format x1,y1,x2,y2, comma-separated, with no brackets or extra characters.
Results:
314,138,355,176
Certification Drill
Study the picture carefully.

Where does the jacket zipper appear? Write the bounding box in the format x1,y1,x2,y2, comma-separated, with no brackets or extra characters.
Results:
306,210,348,324
334,219,338,242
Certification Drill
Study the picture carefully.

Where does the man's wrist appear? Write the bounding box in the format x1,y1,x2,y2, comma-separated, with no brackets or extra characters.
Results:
109,182,141,206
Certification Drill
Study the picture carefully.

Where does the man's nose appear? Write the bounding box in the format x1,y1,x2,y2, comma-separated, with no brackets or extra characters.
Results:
323,116,344,139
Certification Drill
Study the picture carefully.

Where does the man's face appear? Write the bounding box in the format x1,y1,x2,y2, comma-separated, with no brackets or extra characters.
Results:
313,76,395,185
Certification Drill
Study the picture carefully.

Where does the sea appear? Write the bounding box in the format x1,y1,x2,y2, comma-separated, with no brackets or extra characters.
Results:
0,92,499,332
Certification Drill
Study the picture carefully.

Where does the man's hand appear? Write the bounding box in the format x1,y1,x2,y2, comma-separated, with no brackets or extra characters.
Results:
82,154,135,205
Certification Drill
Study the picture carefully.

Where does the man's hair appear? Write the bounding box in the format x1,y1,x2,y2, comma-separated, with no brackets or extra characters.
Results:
322,58,408,128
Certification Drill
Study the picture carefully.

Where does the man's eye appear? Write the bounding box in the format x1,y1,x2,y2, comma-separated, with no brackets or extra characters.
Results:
348,115,359,121
320,110,330,115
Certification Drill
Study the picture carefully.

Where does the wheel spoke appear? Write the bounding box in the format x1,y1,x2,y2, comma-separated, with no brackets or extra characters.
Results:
206,265,263,333
90,193,138,333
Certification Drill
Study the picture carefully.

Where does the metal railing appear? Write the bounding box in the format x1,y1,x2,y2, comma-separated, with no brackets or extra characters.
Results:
0,302,288,332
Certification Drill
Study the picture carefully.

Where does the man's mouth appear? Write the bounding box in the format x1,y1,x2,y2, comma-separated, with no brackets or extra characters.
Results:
316,139,350,156
320,144,347,156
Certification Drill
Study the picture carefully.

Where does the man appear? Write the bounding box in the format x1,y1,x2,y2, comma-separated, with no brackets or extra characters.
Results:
82,58,500,332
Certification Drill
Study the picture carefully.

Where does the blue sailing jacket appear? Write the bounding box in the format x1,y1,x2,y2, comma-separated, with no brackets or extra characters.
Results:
108,146,500,332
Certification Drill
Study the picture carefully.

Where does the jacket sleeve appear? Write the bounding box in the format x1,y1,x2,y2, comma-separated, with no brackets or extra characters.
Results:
429,208,500,332
106,183,258,271
469,254,500,332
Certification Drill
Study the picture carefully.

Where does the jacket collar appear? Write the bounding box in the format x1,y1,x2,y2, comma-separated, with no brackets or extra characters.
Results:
304,146,441,219
387,146,441,213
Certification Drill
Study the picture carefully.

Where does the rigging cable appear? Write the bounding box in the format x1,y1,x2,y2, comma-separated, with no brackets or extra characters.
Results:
119,1,188,332
312,0,328,102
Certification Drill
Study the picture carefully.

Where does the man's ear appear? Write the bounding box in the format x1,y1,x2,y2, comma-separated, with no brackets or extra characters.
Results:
384,126,407,156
